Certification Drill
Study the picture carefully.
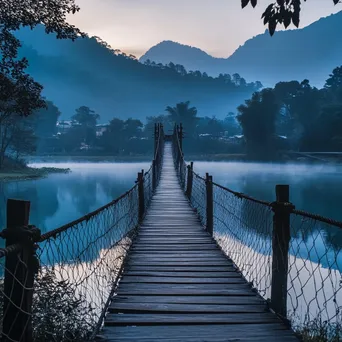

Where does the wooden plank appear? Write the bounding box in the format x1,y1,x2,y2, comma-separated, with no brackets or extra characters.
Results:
119,276,245,284
101,324,294,340
112,295,264,305
109,302,267,313
127,257,228,261
127,261,232,266
116,288,254,296
125,266,237,272
123,271,239,277
104,313,280,325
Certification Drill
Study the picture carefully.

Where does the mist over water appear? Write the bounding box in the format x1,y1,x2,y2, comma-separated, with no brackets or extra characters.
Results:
193,161,342,221
0,162,150,234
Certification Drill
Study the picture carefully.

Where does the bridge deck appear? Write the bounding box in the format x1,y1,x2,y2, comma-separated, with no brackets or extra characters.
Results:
101,143,298,341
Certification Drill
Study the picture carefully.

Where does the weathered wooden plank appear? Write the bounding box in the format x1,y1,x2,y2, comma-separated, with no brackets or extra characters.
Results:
119,276,245,284
109,302,267,314
116,288,254,296
125,266,237,272
127,261,232,266
112,295,264,305
123,271,239,277
105,313,280,325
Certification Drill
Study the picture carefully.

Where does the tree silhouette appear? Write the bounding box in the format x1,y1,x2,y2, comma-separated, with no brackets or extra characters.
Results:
72,106,100,145
237,89,279,159
241,0,341,35
166,101,199,137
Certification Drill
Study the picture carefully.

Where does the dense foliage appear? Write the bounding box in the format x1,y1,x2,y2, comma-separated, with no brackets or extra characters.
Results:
237,66,342,159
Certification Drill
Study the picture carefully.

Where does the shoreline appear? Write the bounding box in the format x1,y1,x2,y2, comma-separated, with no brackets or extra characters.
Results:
0,167,71,182
26,152,342,164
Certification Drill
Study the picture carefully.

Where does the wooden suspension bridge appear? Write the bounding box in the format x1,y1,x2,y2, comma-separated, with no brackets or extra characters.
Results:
99,141,299,341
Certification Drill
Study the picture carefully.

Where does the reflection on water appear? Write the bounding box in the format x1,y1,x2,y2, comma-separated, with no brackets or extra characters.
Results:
195,161,342,262
0,162,150,234
194,161,342,220
194,161,342,323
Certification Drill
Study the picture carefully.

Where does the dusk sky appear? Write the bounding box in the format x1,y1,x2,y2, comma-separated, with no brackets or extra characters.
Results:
69,0,341,58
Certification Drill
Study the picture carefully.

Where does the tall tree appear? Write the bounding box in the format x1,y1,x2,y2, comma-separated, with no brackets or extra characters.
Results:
165,101,199,137
72,106,100,145
237,89,279,159
241,0,341,35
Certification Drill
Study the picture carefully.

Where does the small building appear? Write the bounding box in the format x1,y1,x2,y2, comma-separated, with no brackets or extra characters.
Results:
96,124,109,137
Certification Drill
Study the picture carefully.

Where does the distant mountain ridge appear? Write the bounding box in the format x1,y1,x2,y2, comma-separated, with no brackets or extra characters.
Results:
14,26,259,123
140,11,342,87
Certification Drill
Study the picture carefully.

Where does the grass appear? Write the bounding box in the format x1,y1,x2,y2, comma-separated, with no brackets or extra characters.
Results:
293,317,342,341
0,166,70,182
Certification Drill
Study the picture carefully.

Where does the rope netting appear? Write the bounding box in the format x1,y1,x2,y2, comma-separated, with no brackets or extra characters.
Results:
0,124,165,342
171,125,342,336
288,212,342,329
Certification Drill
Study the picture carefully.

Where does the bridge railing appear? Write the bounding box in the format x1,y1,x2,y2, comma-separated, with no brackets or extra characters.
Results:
171,125,342,336
0,124,164,342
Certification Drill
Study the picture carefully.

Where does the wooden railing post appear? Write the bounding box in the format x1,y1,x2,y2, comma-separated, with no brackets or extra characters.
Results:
154,123,158,157
152,160,156,192
3,199,40,342
271,185,293,318
206,173,214,236
179,123,183,152
186,162,194,199
137,170,145,223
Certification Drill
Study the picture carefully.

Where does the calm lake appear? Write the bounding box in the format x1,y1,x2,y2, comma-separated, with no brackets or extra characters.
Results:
1,160,342,233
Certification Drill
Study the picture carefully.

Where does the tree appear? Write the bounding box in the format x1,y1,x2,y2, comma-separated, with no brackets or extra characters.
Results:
237,89,279,159
165,101,199,137
33,100,61,138
241,0,341,35
72,106,100,145
0,114,37,167
0,0,81,72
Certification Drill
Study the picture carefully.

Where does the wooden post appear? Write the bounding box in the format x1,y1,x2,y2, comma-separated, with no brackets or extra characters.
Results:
3,199,36,342
186,162,194,199
152,159,156,191
179,123,183,152
154,123,158,157
137,171,145,223
206,173,214,236
271,185,292,318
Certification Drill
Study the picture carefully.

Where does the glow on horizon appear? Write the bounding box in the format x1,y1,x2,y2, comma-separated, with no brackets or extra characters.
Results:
69,0,341,58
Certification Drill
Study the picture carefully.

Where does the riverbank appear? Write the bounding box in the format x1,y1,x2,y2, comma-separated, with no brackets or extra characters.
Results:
0,167,71,182
27,152,342,164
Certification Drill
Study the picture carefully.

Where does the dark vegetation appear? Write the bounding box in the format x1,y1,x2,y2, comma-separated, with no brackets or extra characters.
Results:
14,26,260,122
237,67,342,160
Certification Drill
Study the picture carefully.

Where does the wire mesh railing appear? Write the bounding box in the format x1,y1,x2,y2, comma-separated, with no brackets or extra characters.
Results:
0,124,165,342
171,124,342,338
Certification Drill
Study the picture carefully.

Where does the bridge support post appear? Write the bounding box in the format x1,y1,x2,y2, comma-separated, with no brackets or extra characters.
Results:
154,123,159,157
206,173,214,236
178,123,183,152
186,162,194,199
2,199,40,342
137,170,145,223
152,160,157,191
271,185,293,319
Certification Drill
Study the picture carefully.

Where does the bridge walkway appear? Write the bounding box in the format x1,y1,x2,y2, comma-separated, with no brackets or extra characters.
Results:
101,142,298,341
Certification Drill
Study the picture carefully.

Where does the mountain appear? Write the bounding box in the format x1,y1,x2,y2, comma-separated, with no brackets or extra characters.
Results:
140,11,342,87
14,26,259,123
